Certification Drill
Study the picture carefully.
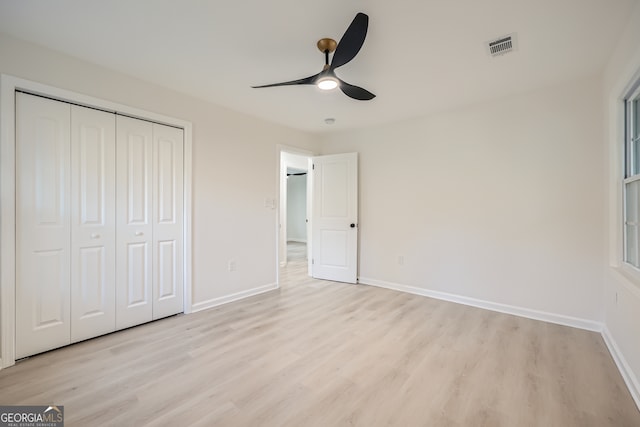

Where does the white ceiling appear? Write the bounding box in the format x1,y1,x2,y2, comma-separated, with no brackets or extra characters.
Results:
0,0,637,133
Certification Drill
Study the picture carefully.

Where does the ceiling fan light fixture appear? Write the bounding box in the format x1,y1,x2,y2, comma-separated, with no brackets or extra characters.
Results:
251,13,375,101
317,77,339,91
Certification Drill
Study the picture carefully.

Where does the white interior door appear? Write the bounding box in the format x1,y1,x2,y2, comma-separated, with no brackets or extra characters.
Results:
116,116,153,329
70,105,116,342
311,152,358,283
15,93,71,358
152,123,184,319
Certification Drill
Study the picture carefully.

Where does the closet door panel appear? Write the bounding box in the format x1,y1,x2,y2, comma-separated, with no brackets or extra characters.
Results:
15,93,71,358
116,116,153,329
152,124,184,319
70,106,116,342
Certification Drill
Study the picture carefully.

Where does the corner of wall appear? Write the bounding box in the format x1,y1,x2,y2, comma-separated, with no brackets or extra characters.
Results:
602,0,640,412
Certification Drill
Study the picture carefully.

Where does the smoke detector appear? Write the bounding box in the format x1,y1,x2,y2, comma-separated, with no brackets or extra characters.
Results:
486,33,518,57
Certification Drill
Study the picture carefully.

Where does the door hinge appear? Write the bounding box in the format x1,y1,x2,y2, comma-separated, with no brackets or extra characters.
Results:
312,164,315,170
312,259,314,264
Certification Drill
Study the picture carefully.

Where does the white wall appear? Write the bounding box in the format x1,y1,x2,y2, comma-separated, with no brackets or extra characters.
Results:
320,75,604,326
0,33,321,315
603,1,640,408
287,175,307,242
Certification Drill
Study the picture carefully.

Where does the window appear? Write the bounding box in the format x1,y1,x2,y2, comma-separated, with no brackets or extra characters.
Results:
624,85,640,268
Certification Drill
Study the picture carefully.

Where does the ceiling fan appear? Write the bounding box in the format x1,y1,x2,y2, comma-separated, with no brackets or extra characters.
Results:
252,12,375,101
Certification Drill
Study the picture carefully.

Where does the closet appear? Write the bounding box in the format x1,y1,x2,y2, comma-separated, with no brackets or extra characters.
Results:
15,92,184,358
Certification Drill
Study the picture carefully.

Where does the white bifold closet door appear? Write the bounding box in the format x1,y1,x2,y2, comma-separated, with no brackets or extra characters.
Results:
151,123,184,320
116,117,154,329
16,95,117,356
16,93,72,359
116,116,183,329
16,93,184,358
70,105,116,343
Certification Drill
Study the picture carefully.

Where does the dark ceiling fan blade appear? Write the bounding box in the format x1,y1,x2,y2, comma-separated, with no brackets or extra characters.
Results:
338,79,376,101
330,12,369,70
252,73,320,88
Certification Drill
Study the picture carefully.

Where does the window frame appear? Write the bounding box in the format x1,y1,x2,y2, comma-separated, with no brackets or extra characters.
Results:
623,84,640,272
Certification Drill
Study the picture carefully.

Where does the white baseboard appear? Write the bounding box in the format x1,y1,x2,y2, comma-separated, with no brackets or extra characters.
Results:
602,326,640,411
358,277,602,332
190,283,278,313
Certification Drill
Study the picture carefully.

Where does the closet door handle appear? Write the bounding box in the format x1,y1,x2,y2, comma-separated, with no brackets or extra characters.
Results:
135,231,144,237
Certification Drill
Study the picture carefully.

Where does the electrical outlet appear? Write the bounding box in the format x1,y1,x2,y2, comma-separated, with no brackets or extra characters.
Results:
228,260,236,272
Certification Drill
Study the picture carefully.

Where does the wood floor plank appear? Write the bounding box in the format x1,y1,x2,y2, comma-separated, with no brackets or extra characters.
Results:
0,242,638,426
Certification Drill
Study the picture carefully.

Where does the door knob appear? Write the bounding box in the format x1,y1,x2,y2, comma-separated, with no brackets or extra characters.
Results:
350,223,356,228
135,231,144,236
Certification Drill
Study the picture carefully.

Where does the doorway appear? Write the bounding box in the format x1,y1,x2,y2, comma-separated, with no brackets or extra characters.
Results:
277,148,359,285
286,167,308,263
279,150,312,275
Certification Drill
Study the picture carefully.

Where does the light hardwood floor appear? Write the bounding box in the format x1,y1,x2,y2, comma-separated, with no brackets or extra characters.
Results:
0,242,638,426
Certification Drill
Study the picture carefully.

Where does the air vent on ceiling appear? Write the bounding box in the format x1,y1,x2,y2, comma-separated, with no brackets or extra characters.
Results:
486,33,518,57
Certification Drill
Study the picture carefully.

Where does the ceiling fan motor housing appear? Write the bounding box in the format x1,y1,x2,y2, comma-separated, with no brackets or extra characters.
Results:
317,38,337,53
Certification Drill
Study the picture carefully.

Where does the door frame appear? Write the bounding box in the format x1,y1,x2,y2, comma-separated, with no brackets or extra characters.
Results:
276,145,315,285
0,75,193,369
